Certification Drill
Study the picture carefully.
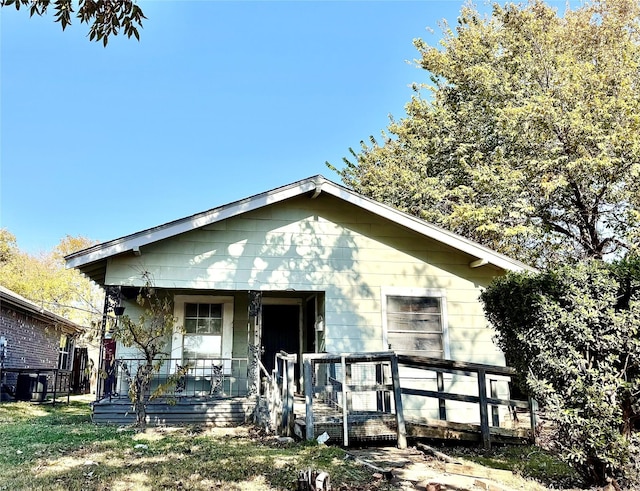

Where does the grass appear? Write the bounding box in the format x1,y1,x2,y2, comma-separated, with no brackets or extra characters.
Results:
0,397,394,491
446,444,584,489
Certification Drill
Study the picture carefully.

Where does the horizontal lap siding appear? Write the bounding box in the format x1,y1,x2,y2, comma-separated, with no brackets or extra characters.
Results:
105,194,504,366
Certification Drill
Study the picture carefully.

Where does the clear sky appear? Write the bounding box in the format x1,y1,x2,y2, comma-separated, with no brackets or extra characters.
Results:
0,0,564,255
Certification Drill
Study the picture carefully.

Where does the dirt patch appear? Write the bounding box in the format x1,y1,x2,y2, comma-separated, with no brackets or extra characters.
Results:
345,445,578,491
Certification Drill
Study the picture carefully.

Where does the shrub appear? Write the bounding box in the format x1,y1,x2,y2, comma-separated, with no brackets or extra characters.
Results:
481,258,640,488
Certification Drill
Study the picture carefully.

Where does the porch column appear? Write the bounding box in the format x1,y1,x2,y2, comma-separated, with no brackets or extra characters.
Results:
248,291,262,396
96,286,120,401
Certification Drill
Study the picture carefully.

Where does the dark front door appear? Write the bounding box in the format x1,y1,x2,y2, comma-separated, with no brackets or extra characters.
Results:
71,347,89,394
261,304,300,378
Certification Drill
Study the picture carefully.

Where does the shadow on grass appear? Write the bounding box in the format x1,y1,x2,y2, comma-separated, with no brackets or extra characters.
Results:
0,410,391,491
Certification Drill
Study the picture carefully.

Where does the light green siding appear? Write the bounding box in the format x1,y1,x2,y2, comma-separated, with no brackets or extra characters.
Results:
105,193,504,366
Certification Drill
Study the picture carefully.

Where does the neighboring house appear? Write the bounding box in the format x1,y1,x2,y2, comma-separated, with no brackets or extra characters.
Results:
0,285,85,400
65,175,534,425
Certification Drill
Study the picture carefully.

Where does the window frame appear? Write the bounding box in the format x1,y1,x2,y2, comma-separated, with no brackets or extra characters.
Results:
381,287,450,359
58,333,73,370
172,295,234,373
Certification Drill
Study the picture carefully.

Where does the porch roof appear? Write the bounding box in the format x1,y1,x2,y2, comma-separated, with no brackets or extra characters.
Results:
65,175,535,284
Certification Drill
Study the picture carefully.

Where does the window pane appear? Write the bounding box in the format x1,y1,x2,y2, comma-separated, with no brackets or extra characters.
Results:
210,304,222,318
184,335,222,359
196,319,210,334
386,295,444,357
197,303,209,317
388,332,443,354
184,319,197,333
185,303,198,317
387,296,440,313
210,318,222,335
387,312,441,332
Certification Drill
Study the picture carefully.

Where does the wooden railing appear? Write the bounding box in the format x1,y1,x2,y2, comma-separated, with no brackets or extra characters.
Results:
262,351,297,436
397,354,535,449
302,352,407,448
300,352,535,449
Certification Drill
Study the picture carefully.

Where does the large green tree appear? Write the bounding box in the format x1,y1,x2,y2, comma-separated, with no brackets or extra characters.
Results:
0,229,103,327
331,0,640,268
1,0,145,45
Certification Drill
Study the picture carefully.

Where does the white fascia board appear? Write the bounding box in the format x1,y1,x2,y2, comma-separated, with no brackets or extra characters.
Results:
66,174,535,274
66,180,318,269
319,181,535,273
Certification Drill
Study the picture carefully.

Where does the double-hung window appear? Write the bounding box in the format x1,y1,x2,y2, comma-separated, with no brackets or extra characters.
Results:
58,334,72,370
183,303,223,360
172,295,234,372
383,288,449,358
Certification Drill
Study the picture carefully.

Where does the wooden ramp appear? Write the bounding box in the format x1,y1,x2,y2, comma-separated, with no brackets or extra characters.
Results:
295,352,536,449
406,418,532,445
92,396,256,425
294,396,531,446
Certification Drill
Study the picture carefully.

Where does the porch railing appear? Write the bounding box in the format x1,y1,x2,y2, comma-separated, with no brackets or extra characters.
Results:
261,351,297,436
301,352,536,449
102,357,250,400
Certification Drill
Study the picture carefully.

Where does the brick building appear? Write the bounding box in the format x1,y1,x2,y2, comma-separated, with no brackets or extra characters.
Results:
0,285,84,399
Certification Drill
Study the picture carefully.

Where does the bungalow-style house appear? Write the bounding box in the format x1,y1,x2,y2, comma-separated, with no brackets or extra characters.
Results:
65,175,534,431
0,285,86,401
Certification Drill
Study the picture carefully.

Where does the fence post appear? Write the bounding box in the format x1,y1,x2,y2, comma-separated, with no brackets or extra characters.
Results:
437,371,446,420
529,397,538,443
490,379,500,427
52,369,59,405
477,368,491,449
304,356,314,441
389,353,407,449
285,356,295,435
341,356,349,447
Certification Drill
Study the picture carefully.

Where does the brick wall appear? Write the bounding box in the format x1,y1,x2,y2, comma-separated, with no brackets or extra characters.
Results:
0,303,62,370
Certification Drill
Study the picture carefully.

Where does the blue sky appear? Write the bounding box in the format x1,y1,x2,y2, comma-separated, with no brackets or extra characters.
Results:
1,0,564,255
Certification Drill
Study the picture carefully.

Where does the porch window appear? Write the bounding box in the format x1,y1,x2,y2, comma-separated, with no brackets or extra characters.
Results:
183,303,223,359
382,288,449,358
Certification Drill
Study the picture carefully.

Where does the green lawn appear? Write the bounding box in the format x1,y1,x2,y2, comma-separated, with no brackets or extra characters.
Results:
0,397,392,491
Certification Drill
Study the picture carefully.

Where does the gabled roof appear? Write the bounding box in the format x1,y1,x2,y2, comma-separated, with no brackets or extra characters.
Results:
65,175,535,284
0,285,83,334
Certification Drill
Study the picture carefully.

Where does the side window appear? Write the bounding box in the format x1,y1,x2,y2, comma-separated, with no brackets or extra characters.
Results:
58,334,70,369
383,289,448,358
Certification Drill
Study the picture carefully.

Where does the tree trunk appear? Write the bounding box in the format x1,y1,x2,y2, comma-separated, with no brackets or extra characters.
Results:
132,364,152,428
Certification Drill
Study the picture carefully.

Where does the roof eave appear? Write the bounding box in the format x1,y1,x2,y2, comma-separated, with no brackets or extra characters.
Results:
65,177,319,270
65,174,536,277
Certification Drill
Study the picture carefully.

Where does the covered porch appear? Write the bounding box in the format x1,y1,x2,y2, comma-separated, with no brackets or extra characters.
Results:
92,288,325,424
